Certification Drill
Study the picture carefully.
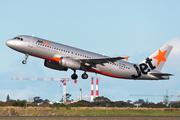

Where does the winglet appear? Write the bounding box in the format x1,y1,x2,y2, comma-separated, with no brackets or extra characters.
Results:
124,56,130,61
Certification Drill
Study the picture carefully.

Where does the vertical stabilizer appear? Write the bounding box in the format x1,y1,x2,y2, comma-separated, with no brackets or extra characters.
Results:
139,44,173,72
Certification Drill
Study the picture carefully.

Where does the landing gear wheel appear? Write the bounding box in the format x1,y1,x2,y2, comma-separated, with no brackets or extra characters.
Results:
22,54,29,64
22,60,27,64
82,73,88,79
71,74,78,80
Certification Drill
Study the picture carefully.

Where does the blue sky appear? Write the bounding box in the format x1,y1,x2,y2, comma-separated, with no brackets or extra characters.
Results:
0,0,180,103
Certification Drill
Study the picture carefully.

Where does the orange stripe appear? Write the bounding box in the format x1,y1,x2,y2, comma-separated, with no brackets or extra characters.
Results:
32,55,128,79
87,67,128,79
32,55,60,62
43,41,51,46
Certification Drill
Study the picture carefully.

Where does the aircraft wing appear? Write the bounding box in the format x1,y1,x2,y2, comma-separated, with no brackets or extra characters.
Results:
73,56,125,67
149,73,173,78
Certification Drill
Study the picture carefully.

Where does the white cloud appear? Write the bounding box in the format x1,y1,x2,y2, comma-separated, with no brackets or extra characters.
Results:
0,89,36,100
165,37,180,70
166,37,180,55
13,89,35,100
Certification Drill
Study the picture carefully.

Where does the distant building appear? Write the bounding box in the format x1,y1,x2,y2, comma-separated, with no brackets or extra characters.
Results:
66,101,71,105
27,98,34,103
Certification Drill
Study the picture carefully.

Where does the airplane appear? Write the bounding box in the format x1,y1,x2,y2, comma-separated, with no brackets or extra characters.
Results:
6,35,173,80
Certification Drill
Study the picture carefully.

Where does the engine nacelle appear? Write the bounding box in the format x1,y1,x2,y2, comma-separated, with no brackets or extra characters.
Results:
44,60,68,71
59,57,81,69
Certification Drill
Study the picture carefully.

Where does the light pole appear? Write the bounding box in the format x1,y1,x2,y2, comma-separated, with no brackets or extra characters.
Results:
106,103,108,116
26,100,27,116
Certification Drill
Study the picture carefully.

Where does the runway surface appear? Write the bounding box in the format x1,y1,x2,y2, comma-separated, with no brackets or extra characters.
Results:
0,116,180,119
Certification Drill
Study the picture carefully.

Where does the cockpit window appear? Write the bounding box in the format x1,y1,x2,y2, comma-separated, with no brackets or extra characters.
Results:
13,37,23,41
13,37,18,39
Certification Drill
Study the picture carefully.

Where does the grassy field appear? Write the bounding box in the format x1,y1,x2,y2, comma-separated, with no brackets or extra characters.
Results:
0,107,180,117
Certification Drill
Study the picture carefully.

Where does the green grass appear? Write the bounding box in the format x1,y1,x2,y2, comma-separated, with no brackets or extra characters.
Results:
0,107,180,117
0,118,180,120
25,108,180,116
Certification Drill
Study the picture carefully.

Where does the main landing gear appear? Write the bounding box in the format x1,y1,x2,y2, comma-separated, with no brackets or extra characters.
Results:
22,54,28,64
82,72,88,79
71,68,88,80
71,70,78,80
82,66,88,79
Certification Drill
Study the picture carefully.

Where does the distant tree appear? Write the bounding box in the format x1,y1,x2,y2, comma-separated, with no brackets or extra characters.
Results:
69,100,92,107
11,100,26,107
60,93,72,102
43,99,50,104
140,102,166,108
94,96,111,102
66,93,71,101
137,99,145,104
6,94,10,101
39,99,52,107
33,96,43,104
171,101,180,108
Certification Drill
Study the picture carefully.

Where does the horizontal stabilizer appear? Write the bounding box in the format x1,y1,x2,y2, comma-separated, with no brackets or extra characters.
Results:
149,72,173,78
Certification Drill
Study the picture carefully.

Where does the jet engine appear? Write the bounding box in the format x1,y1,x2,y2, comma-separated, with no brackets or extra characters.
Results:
59,57,81,69
44,60,68,71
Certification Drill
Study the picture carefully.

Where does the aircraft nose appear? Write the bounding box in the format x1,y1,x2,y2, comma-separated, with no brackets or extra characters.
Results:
6,40,13,47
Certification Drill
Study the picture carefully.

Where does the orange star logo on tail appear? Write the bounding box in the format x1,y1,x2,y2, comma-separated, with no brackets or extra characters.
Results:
153,49,167,67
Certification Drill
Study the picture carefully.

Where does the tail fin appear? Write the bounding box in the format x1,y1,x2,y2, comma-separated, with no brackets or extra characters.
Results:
139,44,173,72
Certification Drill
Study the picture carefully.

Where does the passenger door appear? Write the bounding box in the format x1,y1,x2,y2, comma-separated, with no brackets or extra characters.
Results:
28,38,34,48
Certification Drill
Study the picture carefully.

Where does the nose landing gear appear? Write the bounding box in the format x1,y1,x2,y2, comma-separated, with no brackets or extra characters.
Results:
22,54,28,64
